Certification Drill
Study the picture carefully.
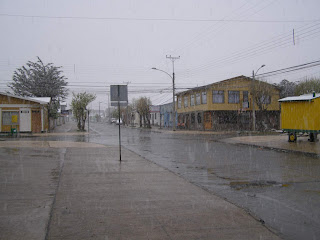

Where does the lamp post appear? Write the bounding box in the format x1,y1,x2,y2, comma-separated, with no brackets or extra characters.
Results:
151,67,176,131
252,64,265,131
98,101,102,122
106,93,110,123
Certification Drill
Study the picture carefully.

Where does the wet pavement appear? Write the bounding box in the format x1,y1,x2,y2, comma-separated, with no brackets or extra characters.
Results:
222,134,320,157
0,145,63,239
0,122,281,240
88,122,320,240
1,121,320,239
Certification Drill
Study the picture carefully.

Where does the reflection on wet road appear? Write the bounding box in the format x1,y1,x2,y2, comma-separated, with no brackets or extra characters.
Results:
90,123,320,240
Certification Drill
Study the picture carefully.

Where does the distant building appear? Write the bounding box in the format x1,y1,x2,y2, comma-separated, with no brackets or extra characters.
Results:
0,92,50,133
159,102,173,128
176,76,280,131
150,105,160,126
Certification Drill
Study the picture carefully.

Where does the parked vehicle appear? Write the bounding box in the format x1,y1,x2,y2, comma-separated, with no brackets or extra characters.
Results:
116,119,123,125
111,118,117,123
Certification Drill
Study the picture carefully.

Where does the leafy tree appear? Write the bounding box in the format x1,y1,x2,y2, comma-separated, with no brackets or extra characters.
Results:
295,77,320,95
71,92,96,131
8,57,68,118
276,79,296,98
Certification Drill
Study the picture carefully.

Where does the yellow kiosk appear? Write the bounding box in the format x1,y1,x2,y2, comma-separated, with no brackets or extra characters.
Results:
279,92,320,142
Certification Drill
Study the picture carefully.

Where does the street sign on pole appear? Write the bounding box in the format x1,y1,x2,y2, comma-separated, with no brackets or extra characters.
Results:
111,101,128,107
111,85,128,107
110,85,128,162
110,85,128,101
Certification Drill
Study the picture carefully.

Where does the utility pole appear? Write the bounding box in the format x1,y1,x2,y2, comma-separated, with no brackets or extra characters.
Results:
252,70,256,132
87,109,90,132
106,93,110,123
166,55,180,131
123,81,131,126
252,64,265,131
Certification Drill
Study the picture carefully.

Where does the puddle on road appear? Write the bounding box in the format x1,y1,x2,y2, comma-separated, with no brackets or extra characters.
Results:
230,180,279,190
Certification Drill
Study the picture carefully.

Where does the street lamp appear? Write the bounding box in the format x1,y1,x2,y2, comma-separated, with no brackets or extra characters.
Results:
151,67,176,131
98,101,102,122
252,64,265,131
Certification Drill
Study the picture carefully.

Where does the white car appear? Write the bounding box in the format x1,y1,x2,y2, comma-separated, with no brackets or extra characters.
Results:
116,119,123,125
111,118,117,123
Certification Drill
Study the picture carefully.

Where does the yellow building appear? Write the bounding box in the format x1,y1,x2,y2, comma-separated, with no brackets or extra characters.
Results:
176,76,280,131
279,93,320,142
0,92,50,133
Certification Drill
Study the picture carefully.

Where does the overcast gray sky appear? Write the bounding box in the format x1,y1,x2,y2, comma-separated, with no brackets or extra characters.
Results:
1,0,320,109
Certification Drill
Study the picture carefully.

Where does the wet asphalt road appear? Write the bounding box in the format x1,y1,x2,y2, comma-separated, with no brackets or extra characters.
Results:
38,122,320,240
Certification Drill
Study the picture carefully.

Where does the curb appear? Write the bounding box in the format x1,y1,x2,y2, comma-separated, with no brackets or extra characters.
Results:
220,139,320,158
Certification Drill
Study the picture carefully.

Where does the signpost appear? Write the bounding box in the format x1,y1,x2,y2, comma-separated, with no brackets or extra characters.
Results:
110,85,128,161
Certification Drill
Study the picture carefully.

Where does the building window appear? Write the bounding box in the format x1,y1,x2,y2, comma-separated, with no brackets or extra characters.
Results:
228,91,240,103
190,94,195,106
260,95,271,104
213,90,224,103
242,91,249,108
178,97,182,109
2,111,19,125
155,113,157,120
184,96,188,108
196,93,201,105
202,91,207,104
243,91,248,102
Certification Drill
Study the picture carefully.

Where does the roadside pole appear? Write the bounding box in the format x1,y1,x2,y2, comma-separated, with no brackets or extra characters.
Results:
118,85,122,162
110,85,128,162
88,110,90,133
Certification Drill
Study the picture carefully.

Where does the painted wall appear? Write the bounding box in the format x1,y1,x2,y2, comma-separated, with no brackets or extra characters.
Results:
177,77,280,114
160,103,173,127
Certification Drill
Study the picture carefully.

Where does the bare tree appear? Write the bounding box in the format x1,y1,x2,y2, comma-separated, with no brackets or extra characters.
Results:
251,79,279,131
251,79,275,111
276,79,296,98
295,77,320,95
135,97,152,128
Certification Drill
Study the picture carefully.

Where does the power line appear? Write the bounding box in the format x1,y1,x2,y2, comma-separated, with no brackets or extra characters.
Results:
257,63,320,78
173,0,278,54
1,13,319,23
257,60,320,77
179,23,320,77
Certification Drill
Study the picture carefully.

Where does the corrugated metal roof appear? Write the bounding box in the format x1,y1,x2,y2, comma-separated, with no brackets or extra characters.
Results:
175,75,279,96
176,75,249,95
0,92,51,104
278,93,320,102
30,97,51,104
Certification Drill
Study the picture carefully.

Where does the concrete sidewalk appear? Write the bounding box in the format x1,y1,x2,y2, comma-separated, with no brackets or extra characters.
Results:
48,145,280,240
221,134,320,157
0,140,280,240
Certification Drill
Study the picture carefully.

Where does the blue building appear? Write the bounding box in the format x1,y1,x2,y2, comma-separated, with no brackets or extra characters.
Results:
160,102,177,128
